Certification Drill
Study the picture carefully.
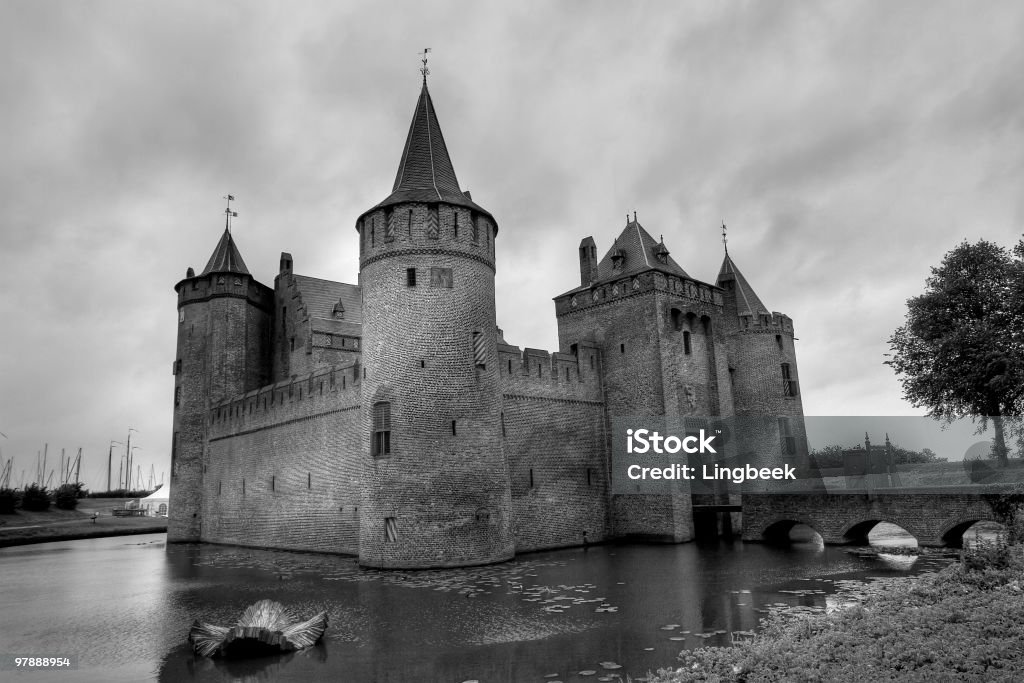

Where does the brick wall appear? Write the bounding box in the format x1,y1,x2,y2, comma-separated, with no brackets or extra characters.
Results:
498,343,608,551
202,362,362,553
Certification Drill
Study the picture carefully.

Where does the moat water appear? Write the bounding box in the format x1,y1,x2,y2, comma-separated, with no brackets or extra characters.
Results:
0,525,988,683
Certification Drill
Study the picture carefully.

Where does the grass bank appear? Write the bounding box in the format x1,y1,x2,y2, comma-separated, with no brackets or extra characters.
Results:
650,561,1024,682
0,503,166,547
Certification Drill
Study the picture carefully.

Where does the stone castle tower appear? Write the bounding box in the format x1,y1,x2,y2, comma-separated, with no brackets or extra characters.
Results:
166,74,807,567
168,227,273,542
356,81,514,568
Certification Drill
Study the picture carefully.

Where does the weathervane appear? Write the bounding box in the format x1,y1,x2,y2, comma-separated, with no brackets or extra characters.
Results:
721,221,728,254
420,48,431,83
224,194,238,232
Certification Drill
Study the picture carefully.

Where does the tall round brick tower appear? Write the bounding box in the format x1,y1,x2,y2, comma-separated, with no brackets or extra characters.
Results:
167,224,272,542
356,78,514,568
716,250,807,471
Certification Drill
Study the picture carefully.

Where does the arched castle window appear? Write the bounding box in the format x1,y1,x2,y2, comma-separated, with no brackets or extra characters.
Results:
670,308,683,331
372,402,391,456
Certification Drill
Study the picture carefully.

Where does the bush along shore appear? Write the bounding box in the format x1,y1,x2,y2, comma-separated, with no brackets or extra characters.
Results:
651,538,1024,682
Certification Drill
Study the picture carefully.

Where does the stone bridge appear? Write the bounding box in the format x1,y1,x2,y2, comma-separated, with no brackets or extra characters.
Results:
742,492,1002,547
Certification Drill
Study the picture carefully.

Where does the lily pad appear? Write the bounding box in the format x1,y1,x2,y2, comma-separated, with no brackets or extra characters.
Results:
599,661,622,669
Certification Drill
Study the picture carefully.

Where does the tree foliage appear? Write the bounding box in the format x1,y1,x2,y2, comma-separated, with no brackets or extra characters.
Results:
887,240,1024,466
811,444,943,469
20,484,50,511
54,483,83,510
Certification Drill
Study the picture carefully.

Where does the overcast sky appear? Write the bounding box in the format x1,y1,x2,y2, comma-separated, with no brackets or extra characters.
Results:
2,1,1022,490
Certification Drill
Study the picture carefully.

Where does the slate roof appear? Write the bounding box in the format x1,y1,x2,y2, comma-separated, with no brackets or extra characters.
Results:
201,228,250,276
717,253,769,315
291,274,362,336
592,219,690,284
361,83,495,227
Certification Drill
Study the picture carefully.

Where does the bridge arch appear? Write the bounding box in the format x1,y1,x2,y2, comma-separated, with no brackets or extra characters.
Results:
838,519,917,546
938,515,1001,548
755,516,824,544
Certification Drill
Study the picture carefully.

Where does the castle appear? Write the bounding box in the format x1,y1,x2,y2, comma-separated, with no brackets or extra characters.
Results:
167,77,806,568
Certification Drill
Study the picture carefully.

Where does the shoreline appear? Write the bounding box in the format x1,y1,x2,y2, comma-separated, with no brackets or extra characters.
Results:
0,526,167,548
649,558,1024,681
0,509,167,548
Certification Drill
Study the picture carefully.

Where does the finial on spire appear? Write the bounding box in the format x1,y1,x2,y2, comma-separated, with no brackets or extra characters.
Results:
721,220,728,255
633,210,637,223
419,48,431,84
223,194,238,233
625,214,629,225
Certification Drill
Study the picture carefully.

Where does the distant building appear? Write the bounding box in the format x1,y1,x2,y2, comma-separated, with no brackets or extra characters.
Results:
168,78,806,568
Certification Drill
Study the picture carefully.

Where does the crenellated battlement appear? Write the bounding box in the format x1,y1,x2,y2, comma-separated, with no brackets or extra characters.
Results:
176,271,274,312
555,271,723,317
735,310,795,335
498,340,604,403
357,203,497,271
208,360,361,440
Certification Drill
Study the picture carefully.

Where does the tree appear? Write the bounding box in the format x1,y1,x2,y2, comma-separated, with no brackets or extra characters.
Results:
54,483,83,510
887,240,1024,467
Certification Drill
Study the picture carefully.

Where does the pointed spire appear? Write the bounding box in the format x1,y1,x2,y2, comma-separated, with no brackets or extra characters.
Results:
201,228,249,276
364,78,496,229
717,251,768,316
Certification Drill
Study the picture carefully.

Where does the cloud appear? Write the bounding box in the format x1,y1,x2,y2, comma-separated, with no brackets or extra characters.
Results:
2,1,1024,487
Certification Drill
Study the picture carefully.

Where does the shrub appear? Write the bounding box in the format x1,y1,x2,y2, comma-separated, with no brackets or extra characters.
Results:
651,562,1024,682
0,487,18,514
20,484,50,511
54,483,81,510
962,529,1013,572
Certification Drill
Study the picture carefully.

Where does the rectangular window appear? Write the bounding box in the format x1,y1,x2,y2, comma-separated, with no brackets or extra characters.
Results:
430,267,453,288
373,402,392,456
782,363,798,396
473,330,486,369
174,386,181,407
779,417,797,456
683,331,691,355
406,268,416,287
385,517,398,542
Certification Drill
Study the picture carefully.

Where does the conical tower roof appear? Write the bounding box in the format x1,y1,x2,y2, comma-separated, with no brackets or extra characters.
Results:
717,252,768,315
362,82,495,227
201,228,249,276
